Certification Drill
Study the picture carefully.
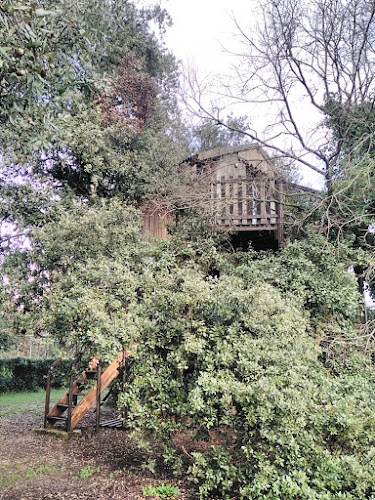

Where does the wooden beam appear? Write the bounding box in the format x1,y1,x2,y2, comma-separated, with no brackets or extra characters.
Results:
66,376,74,432
44,372,52,429
225,226,278,232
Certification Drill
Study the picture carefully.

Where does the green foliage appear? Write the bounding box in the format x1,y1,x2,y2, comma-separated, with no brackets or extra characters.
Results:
76,466,103,480
322,98,375,237
324,99,375,159
142,483,181,499
0,358,69,393
0,0,188,350
0,0,179,153
39,103,187,203
2,201,150,364
233,234,365,330
112,235,375,499
191,115,250,152
333,155,375,233
0,329,13,352
0,0,188,248
0,364,13,379
29,202,145,359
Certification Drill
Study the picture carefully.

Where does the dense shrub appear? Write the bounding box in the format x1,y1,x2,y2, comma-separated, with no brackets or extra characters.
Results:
231,234,366,329
0,358,71,393
117,237,375,499
6,207,374,498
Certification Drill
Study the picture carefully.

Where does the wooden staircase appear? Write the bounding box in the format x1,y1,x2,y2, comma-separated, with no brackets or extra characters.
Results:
44,353,128,432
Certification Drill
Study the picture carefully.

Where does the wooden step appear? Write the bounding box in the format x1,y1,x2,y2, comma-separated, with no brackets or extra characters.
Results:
100,417,123,428
45,352,130,431
46,416,67,423
56,393,85,411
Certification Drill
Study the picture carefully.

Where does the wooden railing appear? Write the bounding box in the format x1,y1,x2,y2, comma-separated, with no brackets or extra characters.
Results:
211,177,281,230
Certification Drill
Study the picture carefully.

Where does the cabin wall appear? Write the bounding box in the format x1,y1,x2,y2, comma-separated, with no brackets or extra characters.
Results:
207,152,283,242
142,211,170,240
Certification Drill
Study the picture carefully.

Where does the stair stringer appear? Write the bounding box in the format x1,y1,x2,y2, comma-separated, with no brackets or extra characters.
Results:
70,354,123,430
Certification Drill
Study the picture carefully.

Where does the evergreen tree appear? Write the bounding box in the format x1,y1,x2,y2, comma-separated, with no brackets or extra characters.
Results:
191,115,250,152
0,0,188,343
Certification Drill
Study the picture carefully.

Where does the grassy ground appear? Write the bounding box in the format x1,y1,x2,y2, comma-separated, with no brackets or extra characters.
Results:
0,389,62,418
0,390,189,500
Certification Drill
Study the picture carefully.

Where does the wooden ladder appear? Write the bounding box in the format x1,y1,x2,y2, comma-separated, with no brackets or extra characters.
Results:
44,353,128,432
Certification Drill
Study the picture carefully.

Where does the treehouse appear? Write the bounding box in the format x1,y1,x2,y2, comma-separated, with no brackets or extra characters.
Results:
143,144,285,249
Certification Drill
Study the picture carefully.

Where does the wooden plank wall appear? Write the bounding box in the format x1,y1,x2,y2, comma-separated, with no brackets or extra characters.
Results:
142,210,170,240
143,148,285,244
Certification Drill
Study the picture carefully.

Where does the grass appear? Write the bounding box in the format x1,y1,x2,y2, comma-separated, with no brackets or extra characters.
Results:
0,389,64,417
0,386,111,418
76,465,107,480
143,483,181,499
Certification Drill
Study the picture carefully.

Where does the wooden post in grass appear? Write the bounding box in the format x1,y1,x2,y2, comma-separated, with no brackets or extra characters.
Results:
66,376,74,432
44,371,52,429
96,364,102,432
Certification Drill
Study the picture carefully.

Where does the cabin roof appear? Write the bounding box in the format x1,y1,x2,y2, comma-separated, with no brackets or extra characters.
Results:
195,143,260,161
184,143,281,178
187,144,322,195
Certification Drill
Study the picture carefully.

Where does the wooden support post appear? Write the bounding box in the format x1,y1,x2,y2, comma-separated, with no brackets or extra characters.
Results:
66,376,74,432
260,180,267,225
241,180,247,225
251,184,257,226
276,180,285,244
218,178,224,225
44,372,52,429
225,177,231,225
96,364,102,433
233,180,239,225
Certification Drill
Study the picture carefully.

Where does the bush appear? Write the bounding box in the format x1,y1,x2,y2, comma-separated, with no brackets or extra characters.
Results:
0,358,71,393
117,238,375,499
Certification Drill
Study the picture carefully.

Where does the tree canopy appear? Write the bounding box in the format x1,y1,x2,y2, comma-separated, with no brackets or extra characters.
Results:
0,0,189,246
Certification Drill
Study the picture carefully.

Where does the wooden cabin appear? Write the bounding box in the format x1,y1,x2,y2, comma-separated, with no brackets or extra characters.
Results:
143,144,285,247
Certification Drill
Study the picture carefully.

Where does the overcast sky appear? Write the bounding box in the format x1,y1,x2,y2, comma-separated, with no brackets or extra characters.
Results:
162,0,251,72
139,0,252,73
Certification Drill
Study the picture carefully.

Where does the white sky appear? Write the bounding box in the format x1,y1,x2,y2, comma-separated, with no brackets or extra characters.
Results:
139,0,252,73
161,0,252,73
